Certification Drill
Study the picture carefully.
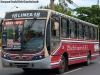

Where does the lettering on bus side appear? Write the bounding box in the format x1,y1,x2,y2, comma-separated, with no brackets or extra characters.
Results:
5,10,47,19
67,45,89,50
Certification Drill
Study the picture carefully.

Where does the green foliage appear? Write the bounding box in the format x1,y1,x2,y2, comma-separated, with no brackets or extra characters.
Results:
74,5,100,25
38,4,72,16
7,29,14,39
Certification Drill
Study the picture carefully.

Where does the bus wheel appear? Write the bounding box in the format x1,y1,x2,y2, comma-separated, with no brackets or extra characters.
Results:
56,55,66,74
86,52,91,66
22,68,32,72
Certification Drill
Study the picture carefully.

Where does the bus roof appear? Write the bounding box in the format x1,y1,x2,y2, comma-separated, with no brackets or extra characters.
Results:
50,10,98,28
5,9,98,27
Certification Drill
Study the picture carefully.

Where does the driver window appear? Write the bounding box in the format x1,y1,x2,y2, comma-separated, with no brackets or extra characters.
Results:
23,20,45,43
51,17,60,53
22,20,45,51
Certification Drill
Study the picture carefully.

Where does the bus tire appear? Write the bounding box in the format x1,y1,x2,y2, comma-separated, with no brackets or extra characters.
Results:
86,52,91,66
22,68,32,72
55,55,66,74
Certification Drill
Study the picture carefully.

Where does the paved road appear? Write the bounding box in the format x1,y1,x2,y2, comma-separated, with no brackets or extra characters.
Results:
0,55,100,75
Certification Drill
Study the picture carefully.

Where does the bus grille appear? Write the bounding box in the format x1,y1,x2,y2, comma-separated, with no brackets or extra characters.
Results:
14,63,29,67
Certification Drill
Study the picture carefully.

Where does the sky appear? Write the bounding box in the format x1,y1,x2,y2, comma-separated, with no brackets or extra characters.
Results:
0,0,98,18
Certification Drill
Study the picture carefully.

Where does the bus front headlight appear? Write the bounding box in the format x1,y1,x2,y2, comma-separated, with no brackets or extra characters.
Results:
4,54,6,58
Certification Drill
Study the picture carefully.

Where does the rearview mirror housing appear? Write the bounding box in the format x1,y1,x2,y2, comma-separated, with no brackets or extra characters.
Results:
53,22,59,30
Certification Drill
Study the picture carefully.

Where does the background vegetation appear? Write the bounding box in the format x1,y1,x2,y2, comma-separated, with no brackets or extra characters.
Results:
38,4,100,39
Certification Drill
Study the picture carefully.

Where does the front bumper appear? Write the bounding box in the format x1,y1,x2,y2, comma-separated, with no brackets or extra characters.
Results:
1,56,51,69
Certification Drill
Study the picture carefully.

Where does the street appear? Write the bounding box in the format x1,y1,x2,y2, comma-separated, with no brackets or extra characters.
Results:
0,55,100,75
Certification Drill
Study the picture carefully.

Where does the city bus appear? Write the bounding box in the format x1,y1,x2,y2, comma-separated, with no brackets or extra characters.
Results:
0,9,99,74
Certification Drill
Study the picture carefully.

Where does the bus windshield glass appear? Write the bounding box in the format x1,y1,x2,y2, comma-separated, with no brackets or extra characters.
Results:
2,20,46,52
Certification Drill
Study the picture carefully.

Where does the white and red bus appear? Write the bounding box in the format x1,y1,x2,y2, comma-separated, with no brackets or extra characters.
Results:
0,9,99,74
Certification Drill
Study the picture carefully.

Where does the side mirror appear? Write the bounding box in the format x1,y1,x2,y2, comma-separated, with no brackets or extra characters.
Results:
53,22,59,30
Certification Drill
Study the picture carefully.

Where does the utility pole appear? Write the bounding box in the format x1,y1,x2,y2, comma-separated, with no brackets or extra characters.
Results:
97,0,99,6
50,0,54,10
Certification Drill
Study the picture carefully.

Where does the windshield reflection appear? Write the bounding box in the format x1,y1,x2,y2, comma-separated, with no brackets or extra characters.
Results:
22,20,45,52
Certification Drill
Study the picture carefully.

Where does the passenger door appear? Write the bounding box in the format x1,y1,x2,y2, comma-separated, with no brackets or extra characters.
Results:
50,17,60,54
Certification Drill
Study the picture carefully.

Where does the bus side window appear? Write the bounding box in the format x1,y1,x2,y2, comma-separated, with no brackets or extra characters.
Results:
93,27,95,40
70,20,75,38
97,28,98,40
83,25,86,39
85,25,88,39
82,25,85,39
67,20,70,38
78,23,83,39
90,26,93,40
75,22,77,38
61,18,67,38
95,28,98,40
82,24,84,39
88,26,91,40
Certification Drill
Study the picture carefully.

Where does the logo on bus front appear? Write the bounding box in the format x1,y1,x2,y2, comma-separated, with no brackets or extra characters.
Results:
19,56,23,60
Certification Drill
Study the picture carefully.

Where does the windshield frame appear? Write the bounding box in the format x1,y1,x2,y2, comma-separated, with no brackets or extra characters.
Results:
2,19,47,52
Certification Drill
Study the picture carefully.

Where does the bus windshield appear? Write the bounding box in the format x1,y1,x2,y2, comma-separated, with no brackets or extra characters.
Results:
2,19,46,52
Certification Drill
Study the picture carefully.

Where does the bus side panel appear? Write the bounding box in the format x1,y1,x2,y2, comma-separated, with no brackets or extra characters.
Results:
51,55,62,69
52,40,99,66
91,51,99,60
52,41,87,65
50,42,66,69
91,42,99,60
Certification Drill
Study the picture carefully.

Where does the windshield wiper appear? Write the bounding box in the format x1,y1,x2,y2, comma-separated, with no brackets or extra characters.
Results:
27,19,36,29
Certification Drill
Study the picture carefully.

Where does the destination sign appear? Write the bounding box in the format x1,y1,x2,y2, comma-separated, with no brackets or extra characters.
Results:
4,20,24,26
5,10,47,19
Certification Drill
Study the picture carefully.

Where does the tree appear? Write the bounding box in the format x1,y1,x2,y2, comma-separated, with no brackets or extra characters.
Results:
74,5,100,25
38,3,72,16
